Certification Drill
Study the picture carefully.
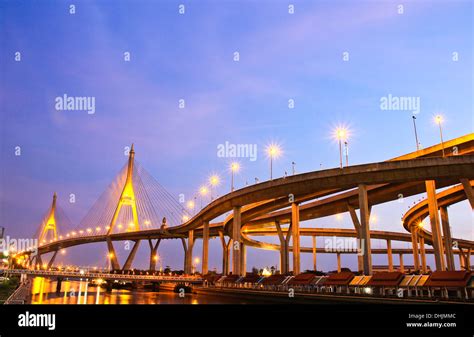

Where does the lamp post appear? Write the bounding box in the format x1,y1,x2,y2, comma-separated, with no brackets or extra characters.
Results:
412,115,420,151
266,144,281,180
230,162,240,192
335,128,347,169
209,175,220,200
199,186,208,209
344,141,349,167
434,115,445,157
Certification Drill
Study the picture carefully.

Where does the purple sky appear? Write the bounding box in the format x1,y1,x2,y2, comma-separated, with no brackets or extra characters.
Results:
1,0,472,272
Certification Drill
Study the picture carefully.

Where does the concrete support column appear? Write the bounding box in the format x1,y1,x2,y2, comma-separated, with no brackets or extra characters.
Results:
291,202,301,275
312,236,317,271
411,229,420,272
460,179,474,209
386,240,393,272
202,221,209,275
440,206,455,271
240,244,246,276
459,253,465,270
399,253,404,273
425,180,446,271
148,239,161,271
185,230,194,274
466,249,471,271
232,206,242,276
275,221,290,274
419,236,427,273
123,240,141,271
106,238,120,270
47,250,58,269
358,184,372,275
218,231,230,275
337,253,341,273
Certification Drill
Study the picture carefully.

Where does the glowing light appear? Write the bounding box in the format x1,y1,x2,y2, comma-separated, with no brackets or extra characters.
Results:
209,174,220,187
61,249,66,255
117,224,123,229
266,143,282,159
182,215,190,222
72,231,77,236
335,213,343,221
262,267,272,276
108,252,114,258
418,220,425,228
79,230,84,234
144,220,151,226
128,222,135,228
230,162,240,173
96,227,101,232
370,214,378,224
333,126,350,141
186,200,195,210
434,114,443,124
194,257,200,265
199,186,208,196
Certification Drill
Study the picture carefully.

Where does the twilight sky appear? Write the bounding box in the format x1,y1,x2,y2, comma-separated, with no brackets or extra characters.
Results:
0,0,472,272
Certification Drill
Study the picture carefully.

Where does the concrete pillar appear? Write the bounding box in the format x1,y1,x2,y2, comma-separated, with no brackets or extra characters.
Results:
312,236,317,271
411,229,420,272
440,206,455,271
47,250,58,269
185,230,194,274
419,236,427,273
460,178,474,209
218,231,231,275
123,240,141,270
106,238,120,270
337,253,341,273
399,253,404,273
425,180,446,271
386,240,393,272
291,203,301,275
232,206,242,275
202,221,209,275
240,244,246,276
181,238,188,273
275,221,288,274
148,239,161,271
358,184,372,275
459,253,465,270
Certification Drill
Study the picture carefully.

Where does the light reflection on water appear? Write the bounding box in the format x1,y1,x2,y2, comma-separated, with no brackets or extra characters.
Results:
30,277,247,304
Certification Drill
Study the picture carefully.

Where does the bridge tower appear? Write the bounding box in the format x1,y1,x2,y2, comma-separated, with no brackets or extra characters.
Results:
107,144,140,234
39,193,58,243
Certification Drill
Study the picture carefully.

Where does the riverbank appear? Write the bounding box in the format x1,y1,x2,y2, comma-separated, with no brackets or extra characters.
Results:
195,287,472,305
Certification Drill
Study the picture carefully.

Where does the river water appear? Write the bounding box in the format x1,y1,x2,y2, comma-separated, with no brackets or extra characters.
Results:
29,277,251,304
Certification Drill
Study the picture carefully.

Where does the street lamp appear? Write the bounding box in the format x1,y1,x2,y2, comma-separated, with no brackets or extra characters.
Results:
344,141,349,167
230,162,240,192
266,144,281,180
209,174,220,200
199,185,208,209
186,200,195,215
412,115,420,151
434,115,445,157
193,257,200,274
334,127,348,169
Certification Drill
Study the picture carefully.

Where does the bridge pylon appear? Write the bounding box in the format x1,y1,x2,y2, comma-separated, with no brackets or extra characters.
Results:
107,144,140,235
39,193,59,244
